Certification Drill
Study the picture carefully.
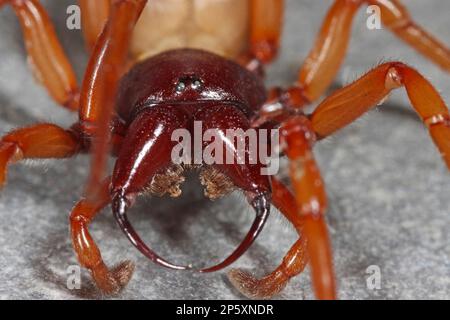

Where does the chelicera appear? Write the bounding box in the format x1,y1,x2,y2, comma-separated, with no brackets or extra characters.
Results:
0,0,449,299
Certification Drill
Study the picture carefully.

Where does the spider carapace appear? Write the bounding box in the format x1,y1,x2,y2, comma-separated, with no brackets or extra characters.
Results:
0,0,449,299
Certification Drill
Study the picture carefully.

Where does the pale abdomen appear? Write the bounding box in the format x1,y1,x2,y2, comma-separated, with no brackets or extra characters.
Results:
130,0,250,61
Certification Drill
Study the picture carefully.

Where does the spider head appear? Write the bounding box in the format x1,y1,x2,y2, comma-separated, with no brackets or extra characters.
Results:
115,48,267,122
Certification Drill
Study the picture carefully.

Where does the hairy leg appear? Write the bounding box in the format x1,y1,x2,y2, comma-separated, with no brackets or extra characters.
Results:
79,0,147,199
281,116,336,300
228,177,309,299
300,0,450,102
254,61,450,299
0,121,126,294
0,124,81,187
252,0,361,121
311,62,450,169
366,0,450,72
70,177,135,295
1,0,79,110
259,0,450,117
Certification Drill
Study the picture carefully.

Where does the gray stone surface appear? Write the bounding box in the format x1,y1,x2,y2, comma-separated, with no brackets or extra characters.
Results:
0,0,449,300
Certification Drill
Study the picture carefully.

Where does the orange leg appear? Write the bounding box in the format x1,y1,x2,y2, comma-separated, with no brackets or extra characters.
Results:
366,0,450,72
311,62,450,169
0,123,127,294
228,177,309,299
79,0,147,198
297,0,361,103
255,61,450,300
78,0,111,52
261,0,450,114
0,124,81,187
0,0,80,110
282,116,336,300
253,0,361,118
70,177,135,295
247,0,284,64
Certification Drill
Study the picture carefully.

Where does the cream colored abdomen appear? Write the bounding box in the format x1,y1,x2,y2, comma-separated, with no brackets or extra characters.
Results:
130,0,250,61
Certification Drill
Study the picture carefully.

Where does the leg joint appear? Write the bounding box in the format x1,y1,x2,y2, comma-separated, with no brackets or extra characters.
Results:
425,113,450,128
0,141,23,163
280,116,317,154
70,205,91,225
385,64,405,90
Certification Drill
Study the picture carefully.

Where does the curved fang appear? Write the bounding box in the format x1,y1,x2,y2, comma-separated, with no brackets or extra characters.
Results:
112,195,191,271
199,193,271,273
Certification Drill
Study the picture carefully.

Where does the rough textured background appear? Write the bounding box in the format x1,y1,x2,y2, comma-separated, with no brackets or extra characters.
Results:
0,0,449,300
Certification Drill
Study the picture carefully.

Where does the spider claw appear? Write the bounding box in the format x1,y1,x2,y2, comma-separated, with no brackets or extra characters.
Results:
199,192,271,273
112,193,191,271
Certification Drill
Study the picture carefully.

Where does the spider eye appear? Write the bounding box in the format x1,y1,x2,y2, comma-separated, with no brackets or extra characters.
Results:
176,81,186,93
192,79,202,90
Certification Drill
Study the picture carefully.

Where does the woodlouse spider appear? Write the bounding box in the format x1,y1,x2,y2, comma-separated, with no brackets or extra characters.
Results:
0,0,449,300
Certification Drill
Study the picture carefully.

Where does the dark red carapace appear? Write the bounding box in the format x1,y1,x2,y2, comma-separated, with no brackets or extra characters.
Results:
1,0,450,300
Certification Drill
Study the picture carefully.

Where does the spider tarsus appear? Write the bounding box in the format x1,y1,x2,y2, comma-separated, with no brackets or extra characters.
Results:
111,260,135,288
93,260,135,296
228,268,287,300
